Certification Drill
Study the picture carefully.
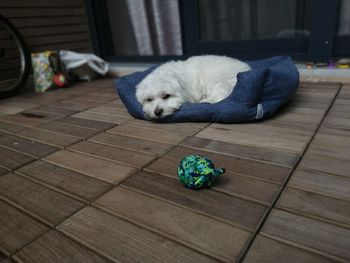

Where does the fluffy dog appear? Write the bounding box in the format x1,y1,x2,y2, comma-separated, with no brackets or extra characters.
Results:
135,55,251,119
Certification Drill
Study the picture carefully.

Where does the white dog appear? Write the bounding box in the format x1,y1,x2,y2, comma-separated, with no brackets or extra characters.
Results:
135,55,250,119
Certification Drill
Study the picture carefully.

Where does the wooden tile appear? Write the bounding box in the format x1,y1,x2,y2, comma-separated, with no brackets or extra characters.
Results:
289,169,350,201
0,101,38,115
0,121,27,134
88,104,131,117
145,157,280,204
13,230,112,263
0,200,49,256
38,121,100,139
307,133,350,161
107,124,188,144
165,146,290,184
182,137,299,167
17,161,112,203
278,188,350,227
0,173,85,226
243,235,338,263
125,119,206,136
0,146,35,170
196,124,311,153
72,111,131,124
49,100,100,111
122,171,267,230
56,116,116,130
89,132,173,155
0,135,58,158
95,187,251,262
44,150,136,184
327,116,350,132
58,206,219,263
17,127,81,148
290,91,336,109
0,167,7,176
68,141,156,168
31,106,78,116
262,209,350,261
299,154,350,178
0,111,60,127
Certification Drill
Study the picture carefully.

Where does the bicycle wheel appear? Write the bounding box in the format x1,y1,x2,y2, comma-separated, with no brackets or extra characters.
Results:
0,14,30,99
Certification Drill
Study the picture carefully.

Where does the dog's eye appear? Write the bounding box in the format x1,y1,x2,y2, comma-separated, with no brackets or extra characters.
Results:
163,94,171,99
146,98,153,102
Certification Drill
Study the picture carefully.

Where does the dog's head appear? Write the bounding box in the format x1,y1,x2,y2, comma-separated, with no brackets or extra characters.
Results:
135,74,186,120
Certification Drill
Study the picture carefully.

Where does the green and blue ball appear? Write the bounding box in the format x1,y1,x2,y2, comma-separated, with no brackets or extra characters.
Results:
177,154,225,190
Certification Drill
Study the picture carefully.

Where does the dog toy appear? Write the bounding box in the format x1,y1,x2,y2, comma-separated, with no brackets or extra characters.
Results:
177,154,225,189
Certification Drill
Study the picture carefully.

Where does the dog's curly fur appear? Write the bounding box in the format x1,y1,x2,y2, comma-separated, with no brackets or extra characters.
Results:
136,55,251,119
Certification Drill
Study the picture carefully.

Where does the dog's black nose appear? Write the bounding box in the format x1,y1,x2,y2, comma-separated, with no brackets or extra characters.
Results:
154,108,163,117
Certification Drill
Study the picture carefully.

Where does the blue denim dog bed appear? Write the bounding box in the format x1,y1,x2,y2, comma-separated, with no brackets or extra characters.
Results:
116,56,299,123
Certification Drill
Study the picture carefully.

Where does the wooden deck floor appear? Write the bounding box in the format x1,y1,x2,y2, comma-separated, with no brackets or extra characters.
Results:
0,79,349,263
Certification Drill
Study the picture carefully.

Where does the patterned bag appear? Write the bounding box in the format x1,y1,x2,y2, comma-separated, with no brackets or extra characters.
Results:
31,50,67,92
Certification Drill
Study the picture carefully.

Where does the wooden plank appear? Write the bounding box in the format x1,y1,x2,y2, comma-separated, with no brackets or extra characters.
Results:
261,209,350,261
94,187,251,262
0,121,27,134
299,154,350,178
12,230,112,263
125,119,207,136
89,133,173,155
321,117,350,134
278,188,350,227
43,150,136,184
30,106,78,116
68,140,156,168
58,206,219,263
0,135,58,158
0,100,37,115
0,173,85,226
16,160,112,203
72,111,131,124
0,111,60,127
327,103,350,118
0,200,48,256
37,121,100,139
87,105,131,117
289,169,350,201
165,146,290,184
48,99,100,112
107,124,188,144
243,235,339,263
307,133,350,161
56,117,116,131
196,124,311,153
17,127,81,148
0,146,35,170
182,137,299,167
0,167,7,176
122,171,267,230
145,156,280,204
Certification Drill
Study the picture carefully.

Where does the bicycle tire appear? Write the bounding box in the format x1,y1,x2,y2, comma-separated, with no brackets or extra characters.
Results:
0,14,30,99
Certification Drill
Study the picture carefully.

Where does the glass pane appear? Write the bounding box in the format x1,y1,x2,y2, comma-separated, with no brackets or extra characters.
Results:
198,0,311,42
338,0,350,36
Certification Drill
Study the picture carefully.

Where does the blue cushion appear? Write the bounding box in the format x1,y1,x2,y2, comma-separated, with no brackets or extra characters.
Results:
115,56,299,123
